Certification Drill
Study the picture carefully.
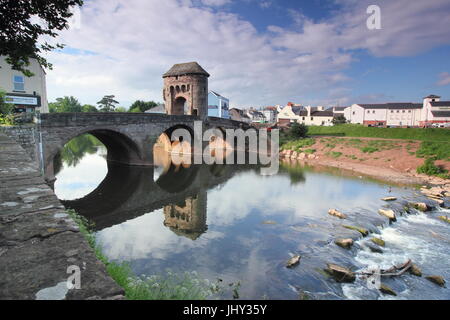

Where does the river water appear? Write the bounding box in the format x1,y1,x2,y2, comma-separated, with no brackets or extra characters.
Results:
54,135,450,300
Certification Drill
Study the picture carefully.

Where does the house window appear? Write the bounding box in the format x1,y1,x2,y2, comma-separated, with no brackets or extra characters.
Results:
402,110,405,113
372,110,375,114
311,117,313,120
13,75,25,91
396,110,399,113
352,111,355,115
302,117,305,120
367,110,370,113
391,110,394,113
408,110,411,113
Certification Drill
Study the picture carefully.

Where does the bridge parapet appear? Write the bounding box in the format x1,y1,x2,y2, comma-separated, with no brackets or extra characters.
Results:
40,112,200,127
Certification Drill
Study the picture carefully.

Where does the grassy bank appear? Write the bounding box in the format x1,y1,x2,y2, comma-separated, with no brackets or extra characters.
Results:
67,210,224,300
307,124,450,142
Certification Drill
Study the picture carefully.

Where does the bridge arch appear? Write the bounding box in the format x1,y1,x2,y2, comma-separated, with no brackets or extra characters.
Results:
45,128,143,182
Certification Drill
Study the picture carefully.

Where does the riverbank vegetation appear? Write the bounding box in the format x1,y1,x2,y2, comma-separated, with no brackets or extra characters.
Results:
67,209,227,300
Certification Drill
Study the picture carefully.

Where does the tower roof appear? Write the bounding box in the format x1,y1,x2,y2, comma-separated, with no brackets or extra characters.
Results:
163,62,210,78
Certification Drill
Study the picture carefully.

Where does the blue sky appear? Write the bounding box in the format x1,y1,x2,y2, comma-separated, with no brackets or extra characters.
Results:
46,0,450,108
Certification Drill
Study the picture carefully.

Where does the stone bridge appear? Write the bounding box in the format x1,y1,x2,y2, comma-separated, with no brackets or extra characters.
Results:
39,112,251,181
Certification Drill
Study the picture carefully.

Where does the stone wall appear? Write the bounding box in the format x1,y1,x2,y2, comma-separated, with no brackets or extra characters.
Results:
0,124,40,167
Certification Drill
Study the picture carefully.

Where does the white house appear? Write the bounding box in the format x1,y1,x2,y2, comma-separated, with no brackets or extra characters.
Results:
345,95,450,127
0,56,49,113
277,105,335,126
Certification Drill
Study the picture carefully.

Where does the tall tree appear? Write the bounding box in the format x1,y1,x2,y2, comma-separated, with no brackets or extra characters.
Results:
0,0,84,76
49,96,82,113
97,95,119,112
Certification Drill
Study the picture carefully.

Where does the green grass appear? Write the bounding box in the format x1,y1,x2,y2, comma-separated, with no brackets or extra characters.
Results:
67,210,226,300
327,151,343,158
361,146,379,153
304,149,316,154
415,141,450,161
281,138,315,152
308,124,450,142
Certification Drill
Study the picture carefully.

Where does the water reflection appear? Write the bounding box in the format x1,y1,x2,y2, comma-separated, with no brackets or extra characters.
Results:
53,136,450,300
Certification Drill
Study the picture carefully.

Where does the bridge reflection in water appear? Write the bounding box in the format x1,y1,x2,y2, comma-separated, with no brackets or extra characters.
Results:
62,147,258,240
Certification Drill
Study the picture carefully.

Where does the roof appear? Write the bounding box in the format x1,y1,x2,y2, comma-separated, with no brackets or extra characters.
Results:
425,94,441,99
357,103,423,110
333,106,348,111
311,110,334,117
431,111,450,117
163,62,210,78
431,101,450,107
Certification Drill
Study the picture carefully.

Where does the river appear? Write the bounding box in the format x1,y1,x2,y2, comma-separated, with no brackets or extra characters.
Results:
53,134,450,300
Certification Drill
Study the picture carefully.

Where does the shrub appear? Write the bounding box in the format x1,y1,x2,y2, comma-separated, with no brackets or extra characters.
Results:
289,122,308,139
416,158,450,179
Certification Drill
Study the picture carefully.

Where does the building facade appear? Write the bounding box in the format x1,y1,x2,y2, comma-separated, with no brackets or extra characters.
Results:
229,108,252,123
0,56,49,113
277,105,334,126
344,95,450,127
208,91,230,119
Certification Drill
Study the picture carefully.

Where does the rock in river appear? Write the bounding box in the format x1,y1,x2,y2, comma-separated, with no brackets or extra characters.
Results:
412,202,430,212
371,237,385,247
324,263,356,283
286,255,301,268
328,209,347,219
439,216,450,224
343,225,369,237
335,238,354,249
379,284,397,296
381,197,397,201
378,209,396,222
409,264,422,277
426,275,446,287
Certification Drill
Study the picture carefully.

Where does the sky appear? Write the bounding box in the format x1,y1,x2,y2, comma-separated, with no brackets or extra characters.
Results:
43,0,450,109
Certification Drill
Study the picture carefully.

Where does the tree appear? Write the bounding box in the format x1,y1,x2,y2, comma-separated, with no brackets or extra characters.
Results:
289,122,308,139
129,100,158,113
115,106,127,113
49,96,82,113
97,95,119,112
82,104,98,112
0,0,84,76
332,115,347,125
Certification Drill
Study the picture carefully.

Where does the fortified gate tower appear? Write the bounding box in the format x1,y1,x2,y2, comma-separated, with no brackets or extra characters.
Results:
162,62,210,119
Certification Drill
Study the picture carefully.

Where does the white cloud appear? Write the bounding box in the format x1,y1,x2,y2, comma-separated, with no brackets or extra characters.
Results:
43,0,450,108
200,0,231,6
437,72,450,86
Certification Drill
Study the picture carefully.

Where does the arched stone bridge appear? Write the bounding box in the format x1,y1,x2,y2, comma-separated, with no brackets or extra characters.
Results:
39,112,251,181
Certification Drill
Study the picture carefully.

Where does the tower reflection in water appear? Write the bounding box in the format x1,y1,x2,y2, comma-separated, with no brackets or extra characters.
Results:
62,144,242,241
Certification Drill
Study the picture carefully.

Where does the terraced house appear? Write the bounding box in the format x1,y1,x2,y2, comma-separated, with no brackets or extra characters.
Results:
277,105,335,126
344,95,450,127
